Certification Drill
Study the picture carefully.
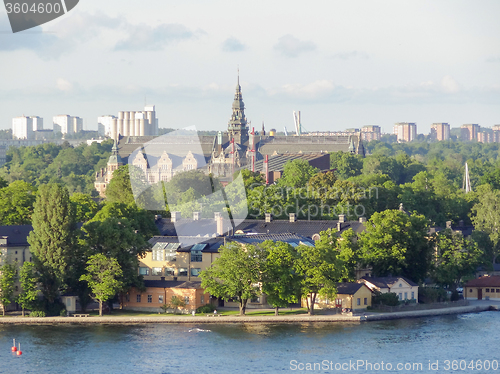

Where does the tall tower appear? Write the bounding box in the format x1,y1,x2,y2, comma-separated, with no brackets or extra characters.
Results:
227,74,249,144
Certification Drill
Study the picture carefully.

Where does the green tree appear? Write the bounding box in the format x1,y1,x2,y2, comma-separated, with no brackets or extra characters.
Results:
432,229,483,290
0,180,36,225
329,151,363,179
82,217,151,307
261,241,301,315
295,231,346,315
70,193,99,222
359,209,433,283
105,166,136,205
28,183,78,304
168,295,186,314
0,263,17,316
279,159,319,188
16,261,39,316
200,242,265,315
471,186,500,260
80,254,123,316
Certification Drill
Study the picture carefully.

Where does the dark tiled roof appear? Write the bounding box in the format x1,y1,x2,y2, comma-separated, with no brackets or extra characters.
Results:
465,276,500,288
154,218,367,238
0,225,33,246
228,233,314,246
253,153,328,172
360,276,418,288
143,280,203,289
336,282,364,295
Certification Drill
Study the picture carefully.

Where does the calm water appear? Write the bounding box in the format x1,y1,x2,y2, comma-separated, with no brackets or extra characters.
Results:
0,312,499,374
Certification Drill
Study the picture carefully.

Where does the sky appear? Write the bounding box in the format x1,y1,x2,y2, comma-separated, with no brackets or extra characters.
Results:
1,0,500,134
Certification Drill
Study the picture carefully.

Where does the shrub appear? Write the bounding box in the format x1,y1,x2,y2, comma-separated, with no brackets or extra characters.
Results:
196,304,216,313
419,287,448,303
372,291,400,306
30,310,46,317
60,308,67,317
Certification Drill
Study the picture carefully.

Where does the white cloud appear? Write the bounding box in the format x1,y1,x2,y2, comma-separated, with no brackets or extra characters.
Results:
56,78,73,92
221,37,246,52
273,34,316,58
330,51,369,60
114,23,196,51
441,75,461,93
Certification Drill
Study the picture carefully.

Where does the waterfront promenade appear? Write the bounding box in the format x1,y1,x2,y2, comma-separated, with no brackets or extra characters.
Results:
0,301,497,325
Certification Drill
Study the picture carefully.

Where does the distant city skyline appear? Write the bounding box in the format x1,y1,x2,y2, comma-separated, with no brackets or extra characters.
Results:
1,0,500,134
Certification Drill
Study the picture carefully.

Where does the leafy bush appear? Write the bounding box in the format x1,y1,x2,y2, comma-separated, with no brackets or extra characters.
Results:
30,310,46,317
196,304,216,313
60,308,67,317
419,287,448,303
372,291,400,306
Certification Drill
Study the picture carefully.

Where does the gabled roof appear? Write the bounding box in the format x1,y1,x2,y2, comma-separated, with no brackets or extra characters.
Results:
360,276,418,289
336,282,366,295
465,276,500,288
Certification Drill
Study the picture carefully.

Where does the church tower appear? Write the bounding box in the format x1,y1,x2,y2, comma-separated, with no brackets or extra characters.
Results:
227,74,249,144
105,140,123,182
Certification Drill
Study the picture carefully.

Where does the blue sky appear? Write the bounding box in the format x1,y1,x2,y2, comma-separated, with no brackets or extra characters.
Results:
1,0,500,134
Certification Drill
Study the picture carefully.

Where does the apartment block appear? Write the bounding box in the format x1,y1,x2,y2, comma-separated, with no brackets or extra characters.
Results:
461,124,480,141
361,125,381,142
53,115,83,135
394,122,417,142
12,116,43,140
430,123,450,141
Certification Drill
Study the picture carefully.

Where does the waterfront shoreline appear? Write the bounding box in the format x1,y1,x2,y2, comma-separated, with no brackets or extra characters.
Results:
0,304,496,325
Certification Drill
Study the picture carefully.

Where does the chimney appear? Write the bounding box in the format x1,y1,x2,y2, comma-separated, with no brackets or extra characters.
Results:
264,155,269,185
338,214,346,223
359,217,367,223
337,222,342,231
171,211,181,222
265,213,272,223
214,212,222,221
446,221,452,229
216,215,224,236
193,211,200,221
289,213,296,223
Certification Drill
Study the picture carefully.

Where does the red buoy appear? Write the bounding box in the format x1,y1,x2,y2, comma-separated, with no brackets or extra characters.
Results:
16,343,22,356
11,339,17,352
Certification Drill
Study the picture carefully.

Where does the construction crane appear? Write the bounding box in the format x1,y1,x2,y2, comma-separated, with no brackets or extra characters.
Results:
293,111,301,136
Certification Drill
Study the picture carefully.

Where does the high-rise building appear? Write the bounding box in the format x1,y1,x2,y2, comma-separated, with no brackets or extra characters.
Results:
12,116,43,140
394,122,417,142
53,115,83,135
103,106,158,139
492,125,500,143
460,124,480,141
361,125,381,142
430,123,450,141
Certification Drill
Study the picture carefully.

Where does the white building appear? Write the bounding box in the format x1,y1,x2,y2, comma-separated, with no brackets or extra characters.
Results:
393,122,417,142
12,116,43,140
53,115,83,135
97,115,117,137
100,106,158,139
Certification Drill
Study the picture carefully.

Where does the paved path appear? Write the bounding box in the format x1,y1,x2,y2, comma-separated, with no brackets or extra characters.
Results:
0,301,497,325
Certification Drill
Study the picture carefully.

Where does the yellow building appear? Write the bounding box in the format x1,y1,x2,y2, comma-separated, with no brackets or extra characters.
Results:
359,276,419,303
464,276,500,301
303,283,372,311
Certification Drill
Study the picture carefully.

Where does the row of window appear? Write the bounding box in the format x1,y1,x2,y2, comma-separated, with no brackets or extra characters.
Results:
151,246,205,262
398,292,415,300
356,298,368,306
135,294,205,305
139,267,202,277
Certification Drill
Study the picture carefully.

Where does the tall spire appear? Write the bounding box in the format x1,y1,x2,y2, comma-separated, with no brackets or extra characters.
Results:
228,71,248,144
